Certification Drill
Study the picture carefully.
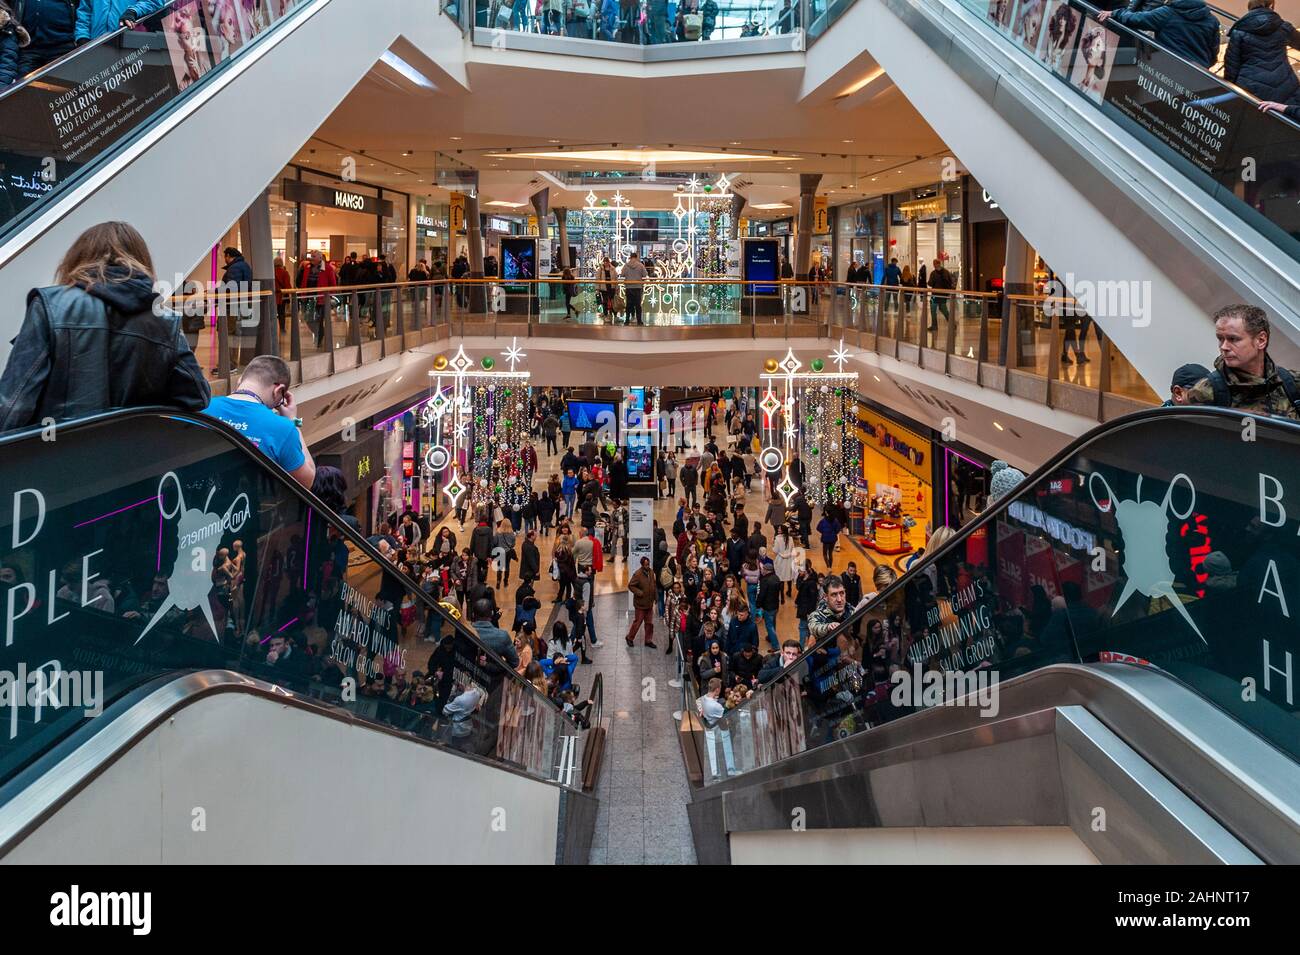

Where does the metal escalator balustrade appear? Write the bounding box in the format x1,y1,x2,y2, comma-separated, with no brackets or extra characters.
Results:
0,407,584,797
0,0,313,247
685,406,1300,784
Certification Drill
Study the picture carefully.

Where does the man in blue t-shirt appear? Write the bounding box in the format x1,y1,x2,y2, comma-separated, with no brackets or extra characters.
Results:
203,355,316,488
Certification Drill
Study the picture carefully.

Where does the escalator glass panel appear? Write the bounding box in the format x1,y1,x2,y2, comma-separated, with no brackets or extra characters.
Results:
0,410,580,791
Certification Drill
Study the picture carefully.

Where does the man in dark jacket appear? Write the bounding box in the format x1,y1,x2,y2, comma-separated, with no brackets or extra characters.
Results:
758,639,801,684
756,562,782,650
519,529,541,583
469,515,493,564
1224,1,1300,106
679,461,699,506
222,246,253,286
0,262,210,432
625,556,657,648
7,1,75,85
725,603,759,656
0,2,31,88
1100,0,1221,68
927,257,955,331
732,643,763,686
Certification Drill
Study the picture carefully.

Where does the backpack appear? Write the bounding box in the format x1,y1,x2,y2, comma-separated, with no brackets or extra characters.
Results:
1206,367,1300,415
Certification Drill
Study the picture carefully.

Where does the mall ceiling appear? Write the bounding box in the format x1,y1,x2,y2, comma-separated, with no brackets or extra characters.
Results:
290,47,958,215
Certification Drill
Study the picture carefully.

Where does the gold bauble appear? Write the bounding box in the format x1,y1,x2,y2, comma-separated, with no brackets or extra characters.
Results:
763,358,779,373
433,354,449,371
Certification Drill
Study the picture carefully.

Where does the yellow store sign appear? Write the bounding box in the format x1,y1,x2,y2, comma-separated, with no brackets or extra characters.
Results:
854,407,930,483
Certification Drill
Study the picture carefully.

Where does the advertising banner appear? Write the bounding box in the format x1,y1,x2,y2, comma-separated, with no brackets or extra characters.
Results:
629,497,654,564
0,0,305,236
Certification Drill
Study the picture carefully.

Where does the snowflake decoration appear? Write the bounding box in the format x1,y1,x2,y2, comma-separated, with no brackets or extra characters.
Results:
501,336,526,372
830,339,853,372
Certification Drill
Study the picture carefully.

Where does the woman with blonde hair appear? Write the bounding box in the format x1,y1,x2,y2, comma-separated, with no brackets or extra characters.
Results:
0,221,209,432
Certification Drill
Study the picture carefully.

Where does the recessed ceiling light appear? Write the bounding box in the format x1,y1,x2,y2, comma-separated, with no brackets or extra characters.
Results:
873,375,881,382
841,139,853,143
993,421,1005,431
450,136,462,141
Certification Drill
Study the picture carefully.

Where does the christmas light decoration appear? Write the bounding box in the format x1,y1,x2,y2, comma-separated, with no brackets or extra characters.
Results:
421,345,532,510
759,349,860,507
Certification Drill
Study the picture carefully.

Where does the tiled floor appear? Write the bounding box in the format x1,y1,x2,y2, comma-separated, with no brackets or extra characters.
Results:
582,594,698,865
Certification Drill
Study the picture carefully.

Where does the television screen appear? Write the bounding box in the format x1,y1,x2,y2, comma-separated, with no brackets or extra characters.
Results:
743,239,779,295
568,400,619,440
632,216,659,241
626,431,654,480
500,237,536,291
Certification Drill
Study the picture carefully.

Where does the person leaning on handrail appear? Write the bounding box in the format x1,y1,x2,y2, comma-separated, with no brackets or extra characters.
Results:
0,220,210,433
1224,0,1300,121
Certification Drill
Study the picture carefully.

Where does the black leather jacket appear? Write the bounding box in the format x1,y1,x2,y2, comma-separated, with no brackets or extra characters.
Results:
0,268,210,432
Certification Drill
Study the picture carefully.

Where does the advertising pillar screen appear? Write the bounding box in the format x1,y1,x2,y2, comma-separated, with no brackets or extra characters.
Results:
500,237,537,293
743,239,779,296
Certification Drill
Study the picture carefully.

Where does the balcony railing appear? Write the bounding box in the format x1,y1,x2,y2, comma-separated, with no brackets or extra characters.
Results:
174,276,1157,417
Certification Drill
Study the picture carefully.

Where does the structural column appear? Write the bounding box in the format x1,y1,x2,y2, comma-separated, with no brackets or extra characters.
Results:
1001,222,1036,366
795,173,822,280
238,187,277,360
464,175,485,312
729,193,746,239
554,206,570,269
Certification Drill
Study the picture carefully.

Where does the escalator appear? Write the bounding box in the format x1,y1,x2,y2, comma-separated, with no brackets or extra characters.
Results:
0,408,595,864
828,0,1300,380
0,0,463,366
682,406,1300,864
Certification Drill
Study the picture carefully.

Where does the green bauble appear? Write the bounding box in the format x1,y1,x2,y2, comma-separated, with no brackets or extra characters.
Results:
811,358,825,372
811,447,820,456
600,199,609,206
475,415,484,424
703,184,712,192
495,484,504,494
501,419,511,428
481,356,495,370
835,418,844,426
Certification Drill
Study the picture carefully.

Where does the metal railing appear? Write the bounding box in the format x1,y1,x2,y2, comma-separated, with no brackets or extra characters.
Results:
178,276,1158,416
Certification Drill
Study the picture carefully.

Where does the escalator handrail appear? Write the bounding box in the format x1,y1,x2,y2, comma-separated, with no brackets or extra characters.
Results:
0,404,584,731
724,404,1300,733
0,0,318,251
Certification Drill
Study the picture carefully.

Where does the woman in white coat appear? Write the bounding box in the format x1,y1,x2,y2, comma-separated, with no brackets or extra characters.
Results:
773,526,797,598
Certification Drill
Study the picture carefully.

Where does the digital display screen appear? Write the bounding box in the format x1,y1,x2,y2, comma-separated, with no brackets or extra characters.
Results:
568,400,619,438
500,237,536,291
743,239,779,295
626,431,654,480
632,216,659,241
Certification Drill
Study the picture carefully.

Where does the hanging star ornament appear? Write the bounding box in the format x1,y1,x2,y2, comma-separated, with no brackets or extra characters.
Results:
830,339,852,372
501,337,526,372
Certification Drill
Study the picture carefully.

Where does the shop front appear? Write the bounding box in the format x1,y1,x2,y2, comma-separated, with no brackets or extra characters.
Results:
311,428,387,534
414,202,450,272
936,441,994,530
965,175,1052,297
852,402,934,561
835,197,886,282
276,167,410,277
887,181,964,286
